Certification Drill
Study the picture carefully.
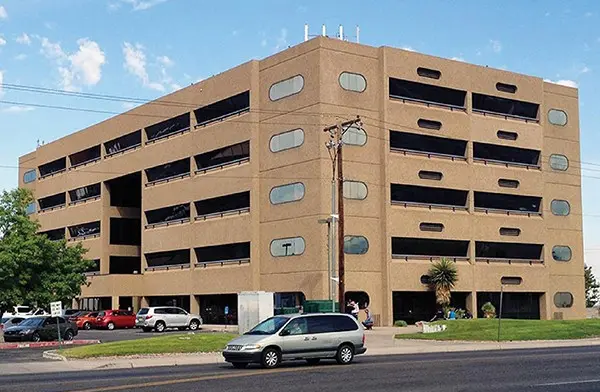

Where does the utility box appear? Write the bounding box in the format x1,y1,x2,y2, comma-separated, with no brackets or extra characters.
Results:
237,291,274,335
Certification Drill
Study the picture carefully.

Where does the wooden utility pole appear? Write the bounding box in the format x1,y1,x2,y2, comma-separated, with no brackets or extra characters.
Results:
324,115,362,314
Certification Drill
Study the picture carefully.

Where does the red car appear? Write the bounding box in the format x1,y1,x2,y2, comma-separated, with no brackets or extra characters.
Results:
75,312,98,330
94,310,135,330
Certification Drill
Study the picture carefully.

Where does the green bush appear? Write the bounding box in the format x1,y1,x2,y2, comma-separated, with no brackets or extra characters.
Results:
394,320,408,327
481,302,496,318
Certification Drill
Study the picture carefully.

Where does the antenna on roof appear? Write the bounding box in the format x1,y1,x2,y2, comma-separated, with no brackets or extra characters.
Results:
322,24,326,37
338,24,344,40
356,25,360,43
304,24,309,42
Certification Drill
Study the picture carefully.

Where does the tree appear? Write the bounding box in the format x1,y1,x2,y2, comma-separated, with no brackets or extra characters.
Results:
0,188,93,321
585,264,600,307
428,258,458,307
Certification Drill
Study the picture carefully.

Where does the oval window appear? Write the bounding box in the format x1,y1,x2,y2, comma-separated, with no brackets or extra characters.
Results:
269,183,305,205
549,154,569,171
551,200,570,216
343,235,369,255
339,72,367,92
548,109,568,126
554,292,573,308
552,245,572,262
270,237,306,257
270,128,304,152
23,169,37,184
342,125,367,146
269,75,304,101
343,181,368,200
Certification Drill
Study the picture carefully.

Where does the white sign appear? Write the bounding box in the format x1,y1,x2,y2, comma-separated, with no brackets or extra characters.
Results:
50,301,62,317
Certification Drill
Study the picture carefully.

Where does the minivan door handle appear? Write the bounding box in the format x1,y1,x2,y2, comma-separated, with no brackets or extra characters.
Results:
311,337,317,341
303,337,310,341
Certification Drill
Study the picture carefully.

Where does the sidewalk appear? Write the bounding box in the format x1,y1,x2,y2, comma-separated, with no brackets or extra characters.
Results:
3,327,600,375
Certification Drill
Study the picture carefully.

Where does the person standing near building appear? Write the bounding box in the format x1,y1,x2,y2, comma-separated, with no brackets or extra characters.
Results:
350,301,359,319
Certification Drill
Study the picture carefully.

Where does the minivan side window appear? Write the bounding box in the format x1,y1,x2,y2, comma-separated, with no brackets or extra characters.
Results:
332,315,359,331
284,317,309,335
307,316,335,334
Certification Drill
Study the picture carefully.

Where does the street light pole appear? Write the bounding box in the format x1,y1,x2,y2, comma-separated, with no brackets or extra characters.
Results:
498,284,504,343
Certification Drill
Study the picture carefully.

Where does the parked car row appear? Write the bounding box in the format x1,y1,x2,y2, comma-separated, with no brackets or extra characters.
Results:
2,316,78,342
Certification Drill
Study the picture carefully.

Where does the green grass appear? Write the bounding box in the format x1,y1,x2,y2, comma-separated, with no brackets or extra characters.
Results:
62,333,236,359
395,319,600,341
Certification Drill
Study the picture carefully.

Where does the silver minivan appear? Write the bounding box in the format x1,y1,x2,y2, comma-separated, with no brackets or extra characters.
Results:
222,313,366,369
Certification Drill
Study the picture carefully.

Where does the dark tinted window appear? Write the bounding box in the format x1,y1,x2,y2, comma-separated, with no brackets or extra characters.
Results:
392,237,469,258
475,241,543,260
331,315,359,331
472,93,539,120
474,192,541,213
194,91,250,126
195,191,250,217
194,242,250,263
69,145,101,167
146,249,190,268
105,130,142,156
39,158,66,178
474,142,540,166
195,141,250,172
146,113,190,142
390,130,467,158
391,184,468,208
39,192,66,211
69,183,101,204
306,316,334,334
68,221,101,238
146,204,190,226
146,158,190,184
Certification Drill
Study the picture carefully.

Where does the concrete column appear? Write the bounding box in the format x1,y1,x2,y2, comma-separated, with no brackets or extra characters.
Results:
111,296,119,310
133,297,142,313
140,296,149,308
466,292,477,319
190,295,200,315
540,292,551,320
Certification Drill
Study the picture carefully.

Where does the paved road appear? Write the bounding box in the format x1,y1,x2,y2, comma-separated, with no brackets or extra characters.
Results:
2,346,600,391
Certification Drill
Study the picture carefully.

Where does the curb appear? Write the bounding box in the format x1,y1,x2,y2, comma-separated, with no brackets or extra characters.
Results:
0,340,100,350
42,350,67,361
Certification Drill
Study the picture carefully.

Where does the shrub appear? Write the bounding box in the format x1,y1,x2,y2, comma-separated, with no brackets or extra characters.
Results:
394,320,408,327
481,302,496,318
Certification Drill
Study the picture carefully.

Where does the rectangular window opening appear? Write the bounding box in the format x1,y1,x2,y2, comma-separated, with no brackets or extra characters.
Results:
194,141,249,173
106,172,141,208
194,91,250,127
474,191,541,214
109,256,141,274
146,249,190,269
392,237,469,258
390,130,467,159
86,259,101,274
68,221,101,239
391,184,468,209
195,191,250,219
145,113,190,143
69,183,101,205
39,157,66,178
69,145,101,168
194,242,250,265
473,142,540,168
146,158,190,185
389,78,466,109
145,204,190,228
472,93,539,121
110,218,141,245
105,130,142,157
39,192,66,211
40,228,65,241
476,241,543,261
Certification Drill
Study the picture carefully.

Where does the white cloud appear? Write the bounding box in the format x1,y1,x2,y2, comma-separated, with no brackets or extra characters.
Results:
120,0,168,11
0,6,7,19
490,39,502,53
0,36,6,46
275,28,288,50
39,37,106,91
156,55,174,67
122,42,164,91
544,79,579,88
580,65,591,74
16,33,31,45
2,105,34,113
14,53,26,61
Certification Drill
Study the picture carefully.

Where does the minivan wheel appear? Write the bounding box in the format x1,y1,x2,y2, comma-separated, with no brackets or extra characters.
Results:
188,320,200,331
261,348,281,369
306,358,321,366
107,322,115,331
336,344,354,365
232,362,248,369
154,321,166,333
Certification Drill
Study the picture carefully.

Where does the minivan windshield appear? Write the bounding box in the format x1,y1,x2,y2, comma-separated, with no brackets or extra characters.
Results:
245,316,289,335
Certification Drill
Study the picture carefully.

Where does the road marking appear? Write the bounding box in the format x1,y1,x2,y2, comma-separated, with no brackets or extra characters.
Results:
535,379,600,387
68,367,315,392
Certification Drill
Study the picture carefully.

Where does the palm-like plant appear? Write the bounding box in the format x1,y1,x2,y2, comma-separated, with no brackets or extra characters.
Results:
428,258,458,307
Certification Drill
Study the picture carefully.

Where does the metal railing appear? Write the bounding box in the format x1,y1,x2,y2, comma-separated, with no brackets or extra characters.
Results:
391,200,469,212
39,168,66,180
195,207,250,221
195,258,250,268
39,204,66,213
391,255,470,262
145,172,191,187
476,257,544,265
145,263,191,272
472,157,541,170
69,157,101,171
390,147,467,162
474,207,542,217
67,232,101,242
472,108,539,123
194,107,250,128
105,143,142,159
145,126,191,145
69,195,101,206
389,95,467,112
145,217,191,229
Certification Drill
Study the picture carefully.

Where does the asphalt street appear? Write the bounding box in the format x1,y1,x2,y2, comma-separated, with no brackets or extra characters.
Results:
2,346,600,392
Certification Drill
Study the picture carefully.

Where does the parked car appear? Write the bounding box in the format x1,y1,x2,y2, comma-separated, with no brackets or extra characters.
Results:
0,316,25,332
94,310,135,330
136,307,202,333
222,313,366,369
75,312,98,330
2,316,78,342
1,306,49,319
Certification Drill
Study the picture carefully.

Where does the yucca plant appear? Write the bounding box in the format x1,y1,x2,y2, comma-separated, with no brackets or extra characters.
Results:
428,258,458,307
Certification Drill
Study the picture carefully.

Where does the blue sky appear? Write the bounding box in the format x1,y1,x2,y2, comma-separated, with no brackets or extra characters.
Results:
1,0,600,271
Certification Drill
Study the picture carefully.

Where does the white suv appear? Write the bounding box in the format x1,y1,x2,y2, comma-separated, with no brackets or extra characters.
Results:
136,307,202,333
